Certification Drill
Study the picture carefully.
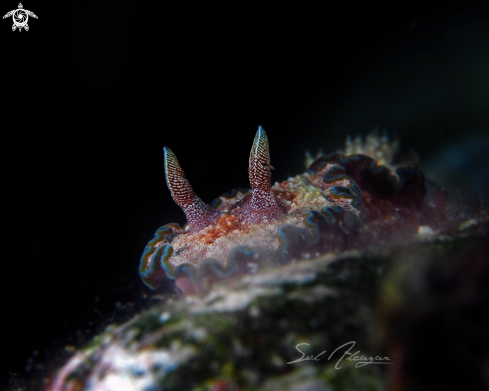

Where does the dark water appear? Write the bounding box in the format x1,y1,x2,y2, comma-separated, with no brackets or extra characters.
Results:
2,1,489,389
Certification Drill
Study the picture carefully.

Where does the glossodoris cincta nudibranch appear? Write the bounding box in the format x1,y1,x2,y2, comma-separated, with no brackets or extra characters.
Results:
139,126,446,294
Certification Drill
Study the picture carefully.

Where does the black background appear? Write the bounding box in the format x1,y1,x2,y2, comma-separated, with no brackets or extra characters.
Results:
2,0,489,388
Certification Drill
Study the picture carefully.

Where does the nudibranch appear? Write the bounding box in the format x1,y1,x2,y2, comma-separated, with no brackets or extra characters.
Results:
139,127,446,294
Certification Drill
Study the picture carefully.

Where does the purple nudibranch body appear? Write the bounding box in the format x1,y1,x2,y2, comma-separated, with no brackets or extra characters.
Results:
139,126,446,294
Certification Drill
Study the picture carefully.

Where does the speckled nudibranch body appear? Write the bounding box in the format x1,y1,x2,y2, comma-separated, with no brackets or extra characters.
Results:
139,127,446,294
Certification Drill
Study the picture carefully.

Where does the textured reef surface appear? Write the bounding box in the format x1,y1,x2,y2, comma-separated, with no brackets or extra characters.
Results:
139,127,446,294
46,221,489,391
44,128,489,391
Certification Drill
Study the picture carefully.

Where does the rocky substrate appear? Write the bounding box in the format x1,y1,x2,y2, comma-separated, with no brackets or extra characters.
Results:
47,216,489,391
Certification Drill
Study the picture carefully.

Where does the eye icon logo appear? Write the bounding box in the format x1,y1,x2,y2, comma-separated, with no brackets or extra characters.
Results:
3,3,37,32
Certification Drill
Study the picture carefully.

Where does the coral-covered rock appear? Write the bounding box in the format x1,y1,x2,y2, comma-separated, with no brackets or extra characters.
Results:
47,221,489,391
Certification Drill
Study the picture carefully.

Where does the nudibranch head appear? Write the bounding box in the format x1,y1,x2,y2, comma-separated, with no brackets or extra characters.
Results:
139,127,446,294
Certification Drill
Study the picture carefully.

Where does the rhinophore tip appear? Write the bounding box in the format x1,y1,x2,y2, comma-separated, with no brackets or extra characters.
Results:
164,147,220,232
248,126,275,209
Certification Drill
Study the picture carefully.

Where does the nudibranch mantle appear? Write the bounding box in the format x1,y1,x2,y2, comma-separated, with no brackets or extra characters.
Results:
167,175,328,263
140,127,445,294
